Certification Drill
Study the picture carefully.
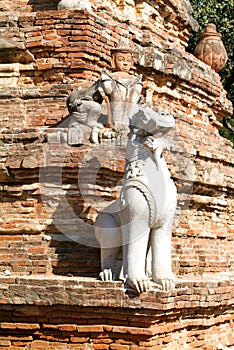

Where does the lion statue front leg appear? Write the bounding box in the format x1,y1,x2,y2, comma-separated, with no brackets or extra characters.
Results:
120,187,152,293
149,226,176,293
95,211,122,282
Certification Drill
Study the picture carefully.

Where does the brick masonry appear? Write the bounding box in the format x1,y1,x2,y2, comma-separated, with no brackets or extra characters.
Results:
0,276,233,349
0,0,233,349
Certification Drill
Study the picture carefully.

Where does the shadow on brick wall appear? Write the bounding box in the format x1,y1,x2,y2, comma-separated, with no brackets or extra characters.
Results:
42,177,101,278
48,237,101,278
40,153,123,277
28,0,60,11
42,161,123,278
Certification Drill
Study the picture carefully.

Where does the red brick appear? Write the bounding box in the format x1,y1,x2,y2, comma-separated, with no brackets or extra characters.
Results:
110,345,130,350
0,323,40,330
0,339,11,346
70,337,89,343
77,325,103,333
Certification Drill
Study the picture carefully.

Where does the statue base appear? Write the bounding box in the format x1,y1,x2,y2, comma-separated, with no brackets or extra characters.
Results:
0,275,233,349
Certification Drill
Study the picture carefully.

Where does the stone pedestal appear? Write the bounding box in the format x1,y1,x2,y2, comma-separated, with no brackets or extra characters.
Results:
0,275,233,349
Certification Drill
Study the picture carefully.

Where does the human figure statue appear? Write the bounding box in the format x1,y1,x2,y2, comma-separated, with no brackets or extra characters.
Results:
98,42,143,134
65,39,144,144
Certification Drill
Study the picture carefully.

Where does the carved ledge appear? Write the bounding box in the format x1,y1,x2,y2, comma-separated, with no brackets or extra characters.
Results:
0,275,233,308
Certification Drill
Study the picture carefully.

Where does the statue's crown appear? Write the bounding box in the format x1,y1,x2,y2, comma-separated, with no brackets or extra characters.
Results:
111,37,133,54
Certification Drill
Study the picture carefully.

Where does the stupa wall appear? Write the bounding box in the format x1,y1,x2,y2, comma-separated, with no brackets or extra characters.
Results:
0,1,233,349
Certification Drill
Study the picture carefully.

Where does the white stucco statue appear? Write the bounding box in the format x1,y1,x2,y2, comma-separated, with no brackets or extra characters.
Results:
65,39,177,293
57,0,92,11
94,41,177,293
95,107,177,293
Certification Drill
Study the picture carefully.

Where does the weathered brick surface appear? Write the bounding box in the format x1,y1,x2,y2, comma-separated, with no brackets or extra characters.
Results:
0,276,233,349
0,0,233,349
0,132,233,278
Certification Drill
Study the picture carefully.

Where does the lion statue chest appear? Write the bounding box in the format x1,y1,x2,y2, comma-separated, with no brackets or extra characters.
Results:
122,144,177,229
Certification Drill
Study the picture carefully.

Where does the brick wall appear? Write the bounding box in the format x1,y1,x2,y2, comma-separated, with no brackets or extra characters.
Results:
0,0,233,349
0,276,233,349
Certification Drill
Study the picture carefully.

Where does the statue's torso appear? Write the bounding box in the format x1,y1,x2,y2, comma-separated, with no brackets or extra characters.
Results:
100,70,143,126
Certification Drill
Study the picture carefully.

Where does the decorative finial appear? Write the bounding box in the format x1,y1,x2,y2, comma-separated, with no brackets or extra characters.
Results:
193,23,228,72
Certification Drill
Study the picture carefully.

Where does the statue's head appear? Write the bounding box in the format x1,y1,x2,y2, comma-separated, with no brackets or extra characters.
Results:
130,107,175,137
112,50,133,73
111,38,134,73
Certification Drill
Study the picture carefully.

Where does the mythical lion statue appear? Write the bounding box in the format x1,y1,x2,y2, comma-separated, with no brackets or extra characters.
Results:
95,107,177,293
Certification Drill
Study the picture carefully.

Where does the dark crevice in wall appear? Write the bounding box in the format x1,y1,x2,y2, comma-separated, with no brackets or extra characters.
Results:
27,0,60,11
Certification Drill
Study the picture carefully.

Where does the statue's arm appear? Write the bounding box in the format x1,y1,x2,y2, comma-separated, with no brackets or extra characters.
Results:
99,69,115,95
